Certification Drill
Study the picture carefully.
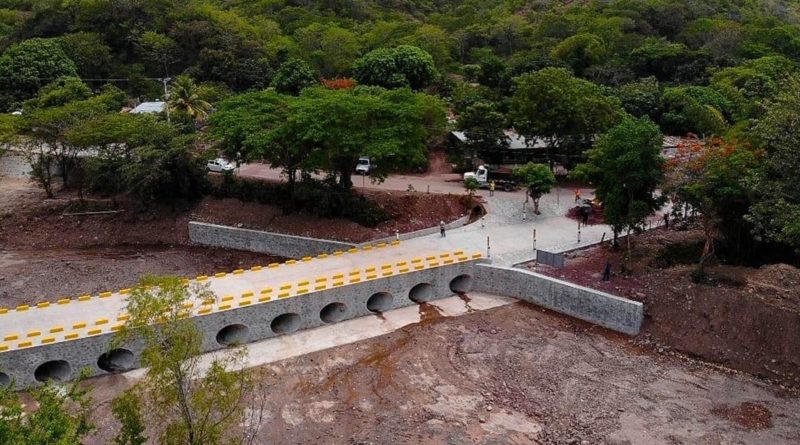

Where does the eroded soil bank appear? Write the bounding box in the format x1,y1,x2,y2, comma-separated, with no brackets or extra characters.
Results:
532,228,800,389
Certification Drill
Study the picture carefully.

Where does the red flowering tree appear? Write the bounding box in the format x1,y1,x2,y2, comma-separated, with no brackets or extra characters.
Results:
321,78,356,90
663,138,761,274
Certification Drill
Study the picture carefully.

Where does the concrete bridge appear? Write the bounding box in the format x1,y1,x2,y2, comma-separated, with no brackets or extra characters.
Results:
0,199,650,389
0,242,489,388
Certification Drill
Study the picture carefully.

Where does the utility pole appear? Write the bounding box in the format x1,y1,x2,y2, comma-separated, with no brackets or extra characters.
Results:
161,77,172,124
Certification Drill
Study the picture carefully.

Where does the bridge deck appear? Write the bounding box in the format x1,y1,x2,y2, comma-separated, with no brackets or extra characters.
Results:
0,242,478,353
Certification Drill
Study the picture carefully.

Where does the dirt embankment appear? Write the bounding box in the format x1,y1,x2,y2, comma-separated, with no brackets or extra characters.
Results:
0,187,472,250
0,178,472,303
191,190,474,243
532,228,800,388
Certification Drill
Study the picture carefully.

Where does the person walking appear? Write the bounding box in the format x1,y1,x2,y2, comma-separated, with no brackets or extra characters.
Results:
489,180,495,197
574,188,581,203
602,261,611,281
439,220,446,237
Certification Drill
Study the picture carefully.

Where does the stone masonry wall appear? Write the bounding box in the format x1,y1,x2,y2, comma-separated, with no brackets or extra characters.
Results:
473,264,643,335
188,221,356,258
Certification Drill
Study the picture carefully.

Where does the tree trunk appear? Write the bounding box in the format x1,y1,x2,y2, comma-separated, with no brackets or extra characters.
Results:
626,227,632,273
339,169,352,189
698,218,715,273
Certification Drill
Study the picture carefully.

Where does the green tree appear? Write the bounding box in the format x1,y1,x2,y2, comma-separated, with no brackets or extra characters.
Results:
137,31,178,77
748,81,800,250
124,134,208,208
59,32,114,79
20,86,125,193
456,101,508,167
113,276,265,445
710,56,797,121
618,76,662,119
0,374,94,445
513,162,556,214
271,58,317,95
294,23,361,77
551,33,607,75
661,86,730,136
25,76,92,109
572,117,665,264
353,45,438,90
169,75,211,123
65,113,151,205
211,90,312,197
465,176,479,196
664,138,761,273
112,390,147,445
0,38,78,110
510,68,623,167
287,87,446,188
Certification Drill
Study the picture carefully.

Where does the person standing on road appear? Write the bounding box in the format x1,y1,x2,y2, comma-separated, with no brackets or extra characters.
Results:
489,180,495,197
440,221,446,237
574,188,581,203
602,261,611,281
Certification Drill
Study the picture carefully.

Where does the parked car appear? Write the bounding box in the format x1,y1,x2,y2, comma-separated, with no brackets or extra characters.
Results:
207,158,235,173
355,156,375,175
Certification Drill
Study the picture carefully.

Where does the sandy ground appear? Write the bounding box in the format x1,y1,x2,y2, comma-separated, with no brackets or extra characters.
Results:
83,301,800,445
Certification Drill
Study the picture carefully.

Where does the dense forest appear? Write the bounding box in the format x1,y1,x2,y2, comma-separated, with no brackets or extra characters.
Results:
0,0,798,258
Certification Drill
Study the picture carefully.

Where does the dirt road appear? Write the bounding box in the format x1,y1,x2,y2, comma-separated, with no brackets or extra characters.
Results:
84,301,800,444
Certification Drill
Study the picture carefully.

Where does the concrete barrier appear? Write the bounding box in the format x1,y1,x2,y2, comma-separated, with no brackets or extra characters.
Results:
0,260,480,389
188,222,356,258
473,264,643,335
365,213,471,245
189,213,472,257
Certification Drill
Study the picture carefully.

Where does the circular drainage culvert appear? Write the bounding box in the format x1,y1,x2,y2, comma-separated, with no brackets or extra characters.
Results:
216,324,250,346
367,292,393,312
271,313,301,334
409,283,434,303
449,274,474,294
98,348,135,373
34,360,72,383
0,372,9,388
320,302,348,323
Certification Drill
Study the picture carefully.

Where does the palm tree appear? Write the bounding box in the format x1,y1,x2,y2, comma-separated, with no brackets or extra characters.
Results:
168,75,211,122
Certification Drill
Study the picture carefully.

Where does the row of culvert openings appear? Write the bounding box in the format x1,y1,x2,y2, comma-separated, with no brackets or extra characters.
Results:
217,275,475,343
4,276,478,387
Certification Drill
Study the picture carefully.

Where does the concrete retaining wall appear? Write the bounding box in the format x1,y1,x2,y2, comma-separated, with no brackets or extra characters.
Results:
0,261,478,389
189,222,356,258
189,213,473,257
474,264,643,335
365,213,471,245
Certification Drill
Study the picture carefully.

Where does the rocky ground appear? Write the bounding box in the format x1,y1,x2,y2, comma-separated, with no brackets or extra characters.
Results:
84,301,800,444
531,228,800,389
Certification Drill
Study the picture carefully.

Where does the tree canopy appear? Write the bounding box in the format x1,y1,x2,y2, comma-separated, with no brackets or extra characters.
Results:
572,116,665,251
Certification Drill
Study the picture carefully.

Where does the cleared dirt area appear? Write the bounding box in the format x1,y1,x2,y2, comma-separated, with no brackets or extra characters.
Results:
192,189,474,243
531,228,800,389
84,302,800,444
0,181,472,250
0,247,271,306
